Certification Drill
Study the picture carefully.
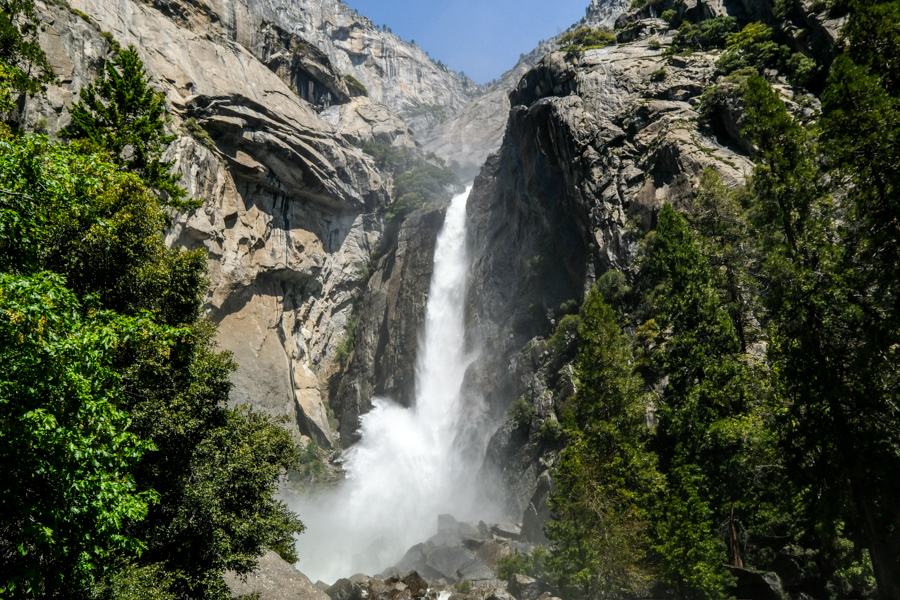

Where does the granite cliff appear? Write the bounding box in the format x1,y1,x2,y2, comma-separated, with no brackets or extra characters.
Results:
462,4,838,533
26,0,474,448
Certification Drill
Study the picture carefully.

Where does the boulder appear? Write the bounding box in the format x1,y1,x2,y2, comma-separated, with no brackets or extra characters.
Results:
725,566,787,600
491,523,522,540
223,551,331,600
485,589,516,600
400,571,429,597
325,578,356,600
438,514,461,532
426,546,478,581
507,574,543,600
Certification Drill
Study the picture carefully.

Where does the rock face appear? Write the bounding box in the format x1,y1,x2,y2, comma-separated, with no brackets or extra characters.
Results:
134,0,482,131
224,551,332,600
27,0,448,446
465,27,757,520
385,514,535,586
422,0,629,178
332,203,447,446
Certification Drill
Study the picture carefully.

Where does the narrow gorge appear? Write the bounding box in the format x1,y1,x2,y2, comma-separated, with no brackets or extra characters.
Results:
6,0,898,597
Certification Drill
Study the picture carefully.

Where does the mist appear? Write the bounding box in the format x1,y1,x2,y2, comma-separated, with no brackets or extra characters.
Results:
289,188,500,584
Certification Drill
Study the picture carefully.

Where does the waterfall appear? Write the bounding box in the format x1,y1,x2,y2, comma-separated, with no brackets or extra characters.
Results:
291,188,484,583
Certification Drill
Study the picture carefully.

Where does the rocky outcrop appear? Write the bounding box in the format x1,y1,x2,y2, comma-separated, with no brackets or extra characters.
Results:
466,27,757,521
384,514,535,586
224,551,332,600
332,203,446,446
614,0,845,65
422,0,629,178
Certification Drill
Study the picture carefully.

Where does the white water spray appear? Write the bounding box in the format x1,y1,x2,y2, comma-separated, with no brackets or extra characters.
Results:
291,188,486,583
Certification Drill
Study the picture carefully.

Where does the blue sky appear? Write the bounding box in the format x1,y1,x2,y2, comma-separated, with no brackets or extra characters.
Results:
343,0,591,84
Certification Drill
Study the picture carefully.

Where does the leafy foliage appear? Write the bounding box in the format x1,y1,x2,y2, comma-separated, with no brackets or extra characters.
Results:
668,16,738,53
0,273,161,596
558,27,616,58
0,47,304,598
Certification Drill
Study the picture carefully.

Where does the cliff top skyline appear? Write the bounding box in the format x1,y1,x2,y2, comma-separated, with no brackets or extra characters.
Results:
342,0,592,84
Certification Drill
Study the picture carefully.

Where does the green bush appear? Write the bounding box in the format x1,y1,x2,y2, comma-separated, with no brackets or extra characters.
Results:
668,16,738,54
508,397,536,429
453,579,472,594
538,418,565,443
661,9,677,24
498,548,548,580
558,27,617,58
716,22,788,75
648,38,662,50
547,313,582,357
651,68,667,81
343,74,368,96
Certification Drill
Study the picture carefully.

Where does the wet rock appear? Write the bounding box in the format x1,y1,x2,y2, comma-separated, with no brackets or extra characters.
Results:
439,514,461,532
400,571,429,597
223,551,331,600
475,540,511,570
426,546,478,580
521,473,555,544
491,523,522,540
326,578,357,600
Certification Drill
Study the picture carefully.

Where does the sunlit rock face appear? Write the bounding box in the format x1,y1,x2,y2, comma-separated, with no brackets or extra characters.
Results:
29,0,452,446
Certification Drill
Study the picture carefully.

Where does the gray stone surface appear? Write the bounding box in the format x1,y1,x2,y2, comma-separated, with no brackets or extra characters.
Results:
224,551,331,600
507,574,543,600
426,546,477,580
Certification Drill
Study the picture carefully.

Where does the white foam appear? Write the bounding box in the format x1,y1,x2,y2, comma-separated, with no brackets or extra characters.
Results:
291,188,488,583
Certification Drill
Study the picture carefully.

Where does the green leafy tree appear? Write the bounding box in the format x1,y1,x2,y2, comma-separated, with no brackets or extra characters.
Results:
61,46,190,207
546,287,661,599
0,0,55,94
689,169,758,352
641,204,780,597
0,122,303,597
0,272,163,597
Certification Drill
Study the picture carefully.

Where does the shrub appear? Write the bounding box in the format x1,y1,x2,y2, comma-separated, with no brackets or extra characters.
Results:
716,22,788,76
343,74,368,96
668,16,738,54
538,418,565,443
558,27,616,58
547,314,582,357
648,38,662,50
498,548,548,580
182,117,215,150
508,398,536,429
651,68,667,81
453,580,472,594
661,9,677,24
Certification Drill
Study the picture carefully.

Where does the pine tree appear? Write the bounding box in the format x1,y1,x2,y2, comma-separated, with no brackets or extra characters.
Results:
546,286,661,599
743,71,900,597
642,204,776,598
62,46,190,207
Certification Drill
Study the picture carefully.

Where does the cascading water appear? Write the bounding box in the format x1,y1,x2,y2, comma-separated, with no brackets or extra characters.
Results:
291,188,489,583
